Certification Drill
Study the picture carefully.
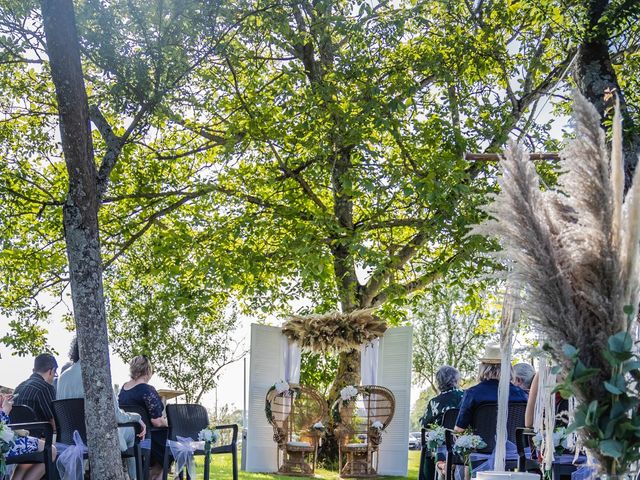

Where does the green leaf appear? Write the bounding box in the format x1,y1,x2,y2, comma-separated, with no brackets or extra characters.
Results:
604,381,624,395
609,331,633,354
562,343,578,359
599,439,623,458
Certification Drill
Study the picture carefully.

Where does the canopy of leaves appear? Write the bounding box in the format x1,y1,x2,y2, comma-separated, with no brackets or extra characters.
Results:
0,0,637,353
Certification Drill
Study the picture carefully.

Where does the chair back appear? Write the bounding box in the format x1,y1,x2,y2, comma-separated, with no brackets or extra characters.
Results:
442,408,459,430
166,404,209,441
52,399,87,445
471,402,527,453
333,385,395,445
265,383,327,445
9,404,37,424
121,404,153,432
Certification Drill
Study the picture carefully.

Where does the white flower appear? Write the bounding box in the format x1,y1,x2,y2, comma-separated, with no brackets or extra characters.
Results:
453,434,486,456
313,422,325,430
198,428,220,444
340,385,359,401
274,381,290,394
425,426,446,448
533,428,567,451
0,425,14,444
371,421,384,430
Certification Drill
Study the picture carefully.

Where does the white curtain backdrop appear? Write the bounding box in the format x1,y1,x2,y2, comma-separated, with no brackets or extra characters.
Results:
360,338,380,385
282,335,301,383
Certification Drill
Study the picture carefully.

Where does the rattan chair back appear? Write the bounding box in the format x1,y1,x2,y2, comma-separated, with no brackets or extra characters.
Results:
334,385,395,445
265,383,327,446
265,383,327,476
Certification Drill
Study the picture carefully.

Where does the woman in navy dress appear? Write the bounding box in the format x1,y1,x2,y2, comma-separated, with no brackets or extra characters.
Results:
118,356,168,480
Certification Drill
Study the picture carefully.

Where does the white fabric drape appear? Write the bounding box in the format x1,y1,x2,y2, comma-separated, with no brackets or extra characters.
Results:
495,282,521,471
360,339,380,385
282,336,301,383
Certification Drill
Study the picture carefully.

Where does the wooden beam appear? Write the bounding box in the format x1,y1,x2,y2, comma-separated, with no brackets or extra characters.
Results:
465,152,559,161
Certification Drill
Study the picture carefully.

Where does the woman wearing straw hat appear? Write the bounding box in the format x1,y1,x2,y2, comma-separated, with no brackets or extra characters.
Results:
453,344,528,432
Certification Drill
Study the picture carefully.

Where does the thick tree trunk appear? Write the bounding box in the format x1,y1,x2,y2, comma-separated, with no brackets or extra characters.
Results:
576,0,640,186
40,1,126,478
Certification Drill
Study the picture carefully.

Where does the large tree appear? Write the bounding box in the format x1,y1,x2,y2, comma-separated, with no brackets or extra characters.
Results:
40,0,124,476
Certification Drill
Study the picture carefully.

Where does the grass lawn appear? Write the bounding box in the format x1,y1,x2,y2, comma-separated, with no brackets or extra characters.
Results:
196,450,420,480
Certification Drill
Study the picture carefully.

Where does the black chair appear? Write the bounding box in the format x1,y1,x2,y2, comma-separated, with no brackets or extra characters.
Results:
420,408,460,480
516,427,541,474
162,404,239,480
9,404,38,424
6,418,56,480
121,404,156,480
210,424,239,480
445,402,527,480
52,399,143,480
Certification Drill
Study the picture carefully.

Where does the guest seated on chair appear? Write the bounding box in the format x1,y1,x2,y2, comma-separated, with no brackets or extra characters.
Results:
420,366,464,480
119,355,168,480
513,363,535,393
13,353,57,431
1,393,57,480
57,337,145,480
421,365,464,427
454,344,529,432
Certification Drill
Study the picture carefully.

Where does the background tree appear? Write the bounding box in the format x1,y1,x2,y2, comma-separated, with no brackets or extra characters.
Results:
411,281,500,389
107,250,245,402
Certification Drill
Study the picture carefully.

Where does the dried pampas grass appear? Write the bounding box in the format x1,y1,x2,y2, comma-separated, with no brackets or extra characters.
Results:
282,309,387,353
472,93,640,401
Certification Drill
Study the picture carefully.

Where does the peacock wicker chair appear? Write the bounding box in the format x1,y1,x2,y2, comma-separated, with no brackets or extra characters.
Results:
265,383,328,476
333,385,395,478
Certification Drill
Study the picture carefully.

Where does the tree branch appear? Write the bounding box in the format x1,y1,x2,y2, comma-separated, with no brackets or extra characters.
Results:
360,229,430,306
367,249,466,307
91,102,154,203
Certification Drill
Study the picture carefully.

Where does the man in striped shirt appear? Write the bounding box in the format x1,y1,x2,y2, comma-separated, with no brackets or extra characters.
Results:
14,353,58,429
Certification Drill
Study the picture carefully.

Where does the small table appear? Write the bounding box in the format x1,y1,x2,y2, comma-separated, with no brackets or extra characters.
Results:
157,389,184,405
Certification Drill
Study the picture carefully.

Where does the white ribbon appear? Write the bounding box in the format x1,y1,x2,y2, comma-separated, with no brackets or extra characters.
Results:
56,431,87,480
167,436,197,479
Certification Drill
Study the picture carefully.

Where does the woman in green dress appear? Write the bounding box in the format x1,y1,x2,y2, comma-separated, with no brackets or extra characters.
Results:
419,366,464,480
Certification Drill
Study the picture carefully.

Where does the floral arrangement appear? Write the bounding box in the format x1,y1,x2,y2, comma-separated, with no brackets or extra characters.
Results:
282,309,386,353
340,385,359,403
198,426,220,454
472,94,640,476
312,422,325,432
0,420,15,476
424,424,446,451
274,380,290,394
370,420,384,431
454,432,486,478
533,427,568,456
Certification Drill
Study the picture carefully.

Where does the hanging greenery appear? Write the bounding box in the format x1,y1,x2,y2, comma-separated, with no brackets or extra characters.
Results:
282,309,387,353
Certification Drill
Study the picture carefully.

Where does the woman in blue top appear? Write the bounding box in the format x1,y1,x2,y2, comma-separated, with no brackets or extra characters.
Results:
118,356,168,480
1,393,58,480
454,344,529,432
